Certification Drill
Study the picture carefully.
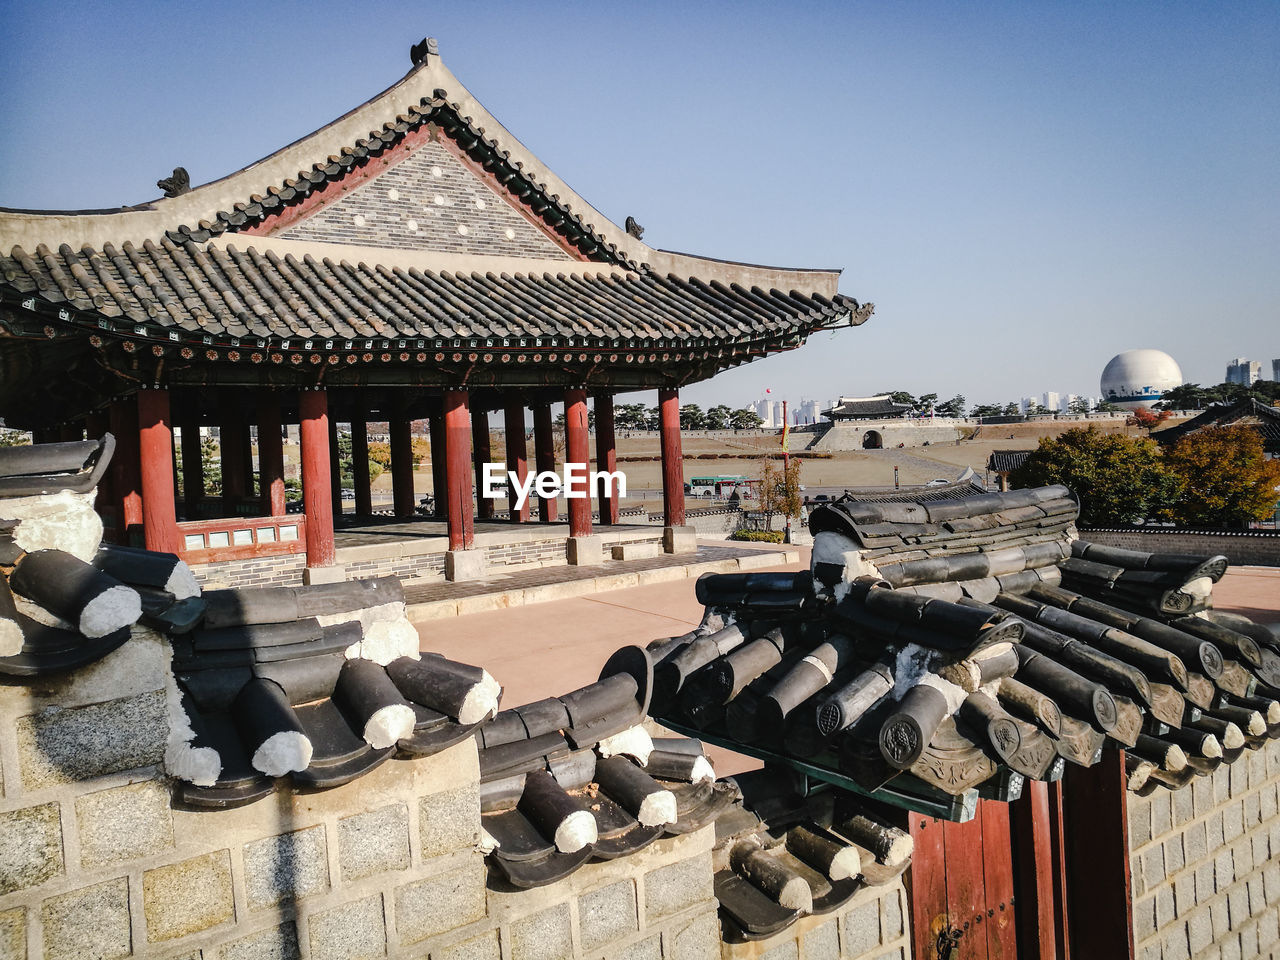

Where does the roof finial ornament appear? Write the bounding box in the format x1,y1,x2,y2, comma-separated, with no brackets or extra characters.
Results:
410,37,439,67
157,167,190,198
625,216,644,240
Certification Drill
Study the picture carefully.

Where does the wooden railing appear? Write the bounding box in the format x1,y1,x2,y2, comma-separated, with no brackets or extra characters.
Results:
176,515,306,563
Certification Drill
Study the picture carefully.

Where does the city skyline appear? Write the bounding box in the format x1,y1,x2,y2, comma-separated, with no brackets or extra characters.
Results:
1,2,1275,410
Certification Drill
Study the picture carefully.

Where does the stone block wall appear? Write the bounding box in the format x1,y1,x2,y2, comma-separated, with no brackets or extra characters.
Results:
1129,737,1280,960
0,625,911,960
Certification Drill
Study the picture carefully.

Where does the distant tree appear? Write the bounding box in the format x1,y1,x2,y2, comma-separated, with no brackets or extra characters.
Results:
644,406,662,431
201,437,222,496
1156,383,1211,411
879,390,915,407
757,456,804,532
1164,425,1280,527
1024,402,1048,417
969,403,1004,419
1094,401,1120,413
730,408,764,429
1068,396,1091,415
680,404,706,430
705,405,732,430
1126,407,1172,435
1008,426,1183,526
0,429,29,447
935,394,966,418
1001,402,1022,417
614,404,649,430
368,441,392,468
914,392,939,416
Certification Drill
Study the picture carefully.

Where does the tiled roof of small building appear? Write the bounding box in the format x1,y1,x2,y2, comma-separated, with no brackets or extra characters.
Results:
1153,399,1280,453
987,449,1033,473
823,396,913,419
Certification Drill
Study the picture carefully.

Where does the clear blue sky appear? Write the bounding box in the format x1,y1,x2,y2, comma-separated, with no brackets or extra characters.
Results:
1,1,1275,412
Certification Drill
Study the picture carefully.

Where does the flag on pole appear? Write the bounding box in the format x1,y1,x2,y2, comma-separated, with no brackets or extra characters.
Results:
781,418,789,452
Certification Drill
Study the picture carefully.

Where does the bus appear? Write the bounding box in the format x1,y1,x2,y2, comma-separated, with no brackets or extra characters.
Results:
687,475,756,499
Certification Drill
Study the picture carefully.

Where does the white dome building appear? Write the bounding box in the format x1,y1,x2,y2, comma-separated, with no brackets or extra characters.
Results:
1100,350,1183,410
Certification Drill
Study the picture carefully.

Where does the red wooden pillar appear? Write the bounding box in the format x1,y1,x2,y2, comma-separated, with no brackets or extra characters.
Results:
351,409,372,517
443,389,475,551
257,393,286,516
594,393,619,525
503,396,529,522
564,389,591,537
533,402,557,523
429,413,448,519
658,387,685,527
1012,779,1069,960
391,416,416,518
137,389,181,555
472,409,494,521
179,407,203,520
299,390,335,567
1062,750,1133,959
109,399,143,544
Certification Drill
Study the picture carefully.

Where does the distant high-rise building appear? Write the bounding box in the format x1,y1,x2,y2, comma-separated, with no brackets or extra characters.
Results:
1042,392,1060,413
1226,358,1261,385
799,399,821,424
1272,359,1279,382
1020,397,1036,414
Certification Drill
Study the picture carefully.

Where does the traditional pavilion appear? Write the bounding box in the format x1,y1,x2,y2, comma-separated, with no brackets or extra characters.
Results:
0,37,871,583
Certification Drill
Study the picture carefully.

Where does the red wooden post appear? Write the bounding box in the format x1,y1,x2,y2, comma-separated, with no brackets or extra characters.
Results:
299,390,335,567
257,392,286,516
179,406,203,520
351,410,372,517
503,395,529,522
109,399,143,544
658,387,685,527
429,413,448,519
564,389,591,537
391,416,416,518
472,408,495,521
443,389,475,551
1011,780,1063,960
533,402,557,522
1062,750,1133,959
136,389,181,555
594,393,619,525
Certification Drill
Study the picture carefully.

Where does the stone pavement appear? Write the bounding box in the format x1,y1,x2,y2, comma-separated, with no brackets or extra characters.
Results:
404,542,798,619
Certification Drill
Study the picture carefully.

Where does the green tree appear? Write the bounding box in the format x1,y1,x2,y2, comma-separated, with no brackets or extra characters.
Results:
1008,426,1183,527
935,394,966,418
1094,401,1120,413
879,390,915,407
1002,402,1022,417
705,404,732,430
914,392,939,416
680,404,706,430
729,408,764,429
969,403,1004,419
1068,396,1091,414
0,429,30,447
1156,383,1211,411
201,437,223,496
614,404,649,430
1164,425,1280,527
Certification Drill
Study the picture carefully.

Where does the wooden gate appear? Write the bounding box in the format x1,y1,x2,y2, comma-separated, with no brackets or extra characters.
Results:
905,751,1134,960
907,799,1019,960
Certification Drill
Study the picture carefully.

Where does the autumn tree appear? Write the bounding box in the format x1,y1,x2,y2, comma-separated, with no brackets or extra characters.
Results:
1008,426,1183,527
1163,425,1280,527
1126,407,1171,435
757,456,804,532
